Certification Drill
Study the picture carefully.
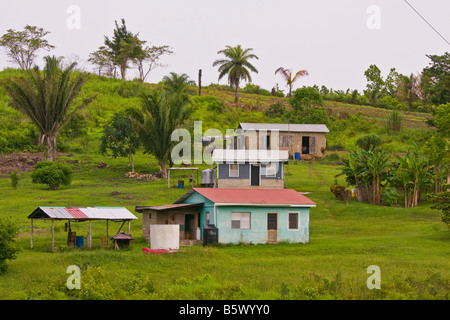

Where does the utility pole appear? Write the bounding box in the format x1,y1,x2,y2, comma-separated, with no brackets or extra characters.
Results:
198,69,202,96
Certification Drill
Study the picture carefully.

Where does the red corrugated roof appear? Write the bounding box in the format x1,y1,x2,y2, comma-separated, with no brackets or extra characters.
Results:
193,188,316,206
66,208,89,219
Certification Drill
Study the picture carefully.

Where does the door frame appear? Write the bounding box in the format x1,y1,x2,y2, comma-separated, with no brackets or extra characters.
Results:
267,212,278,243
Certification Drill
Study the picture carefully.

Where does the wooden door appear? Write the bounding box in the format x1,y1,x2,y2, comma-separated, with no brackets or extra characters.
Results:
267,213,278,242
250,164,260,186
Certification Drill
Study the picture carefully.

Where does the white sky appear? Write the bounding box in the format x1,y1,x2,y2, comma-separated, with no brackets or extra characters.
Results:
0,0,449,92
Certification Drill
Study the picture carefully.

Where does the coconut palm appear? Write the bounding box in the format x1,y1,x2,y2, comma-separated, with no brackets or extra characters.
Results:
3,56,92,161
275,67,309,97
212,45,259,103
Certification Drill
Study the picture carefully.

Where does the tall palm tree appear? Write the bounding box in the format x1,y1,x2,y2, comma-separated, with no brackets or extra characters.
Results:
212,45,259,103
275,67,309,97
3,56,92,161
130,74,193,178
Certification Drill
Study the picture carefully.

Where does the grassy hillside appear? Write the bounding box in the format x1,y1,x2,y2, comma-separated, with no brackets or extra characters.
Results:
0,69,434,156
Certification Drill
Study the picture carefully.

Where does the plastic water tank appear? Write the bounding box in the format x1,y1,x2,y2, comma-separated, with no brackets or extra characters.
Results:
203,224,218,246
201,169,215,185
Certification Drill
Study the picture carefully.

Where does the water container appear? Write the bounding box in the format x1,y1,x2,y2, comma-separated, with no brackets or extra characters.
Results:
295,152,301,160
76,236,84,248
178,180,184,189
201,169,215,185
203,224,219,246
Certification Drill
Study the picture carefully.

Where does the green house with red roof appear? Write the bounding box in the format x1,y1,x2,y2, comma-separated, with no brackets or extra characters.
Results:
136,187,315,245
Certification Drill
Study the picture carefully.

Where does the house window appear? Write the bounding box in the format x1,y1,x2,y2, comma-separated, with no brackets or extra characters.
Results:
231,212,251,229
266,162,277,177
279,135,292,147
229,164,239,177
206,211,210,225
288,212,299,230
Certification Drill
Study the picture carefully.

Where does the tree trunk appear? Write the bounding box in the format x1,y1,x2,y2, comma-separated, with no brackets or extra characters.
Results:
159,161,167,179
129,148,135,173
234,81,239,103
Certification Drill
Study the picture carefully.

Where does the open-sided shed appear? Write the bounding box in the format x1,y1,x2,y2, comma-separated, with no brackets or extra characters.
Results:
28,207,138,250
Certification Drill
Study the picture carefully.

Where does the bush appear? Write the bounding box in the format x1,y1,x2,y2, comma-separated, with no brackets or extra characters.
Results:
9,171,19,189
290,87,323,111
31,161,73,190
386,111,403,132
381,186,399,206
0,218,20,274
330,184,350,204
356,133,382,150
264,102,286,118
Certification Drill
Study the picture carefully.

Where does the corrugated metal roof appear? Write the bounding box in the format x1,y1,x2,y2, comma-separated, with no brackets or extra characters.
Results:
238,123,329,133
135,203,203,212
28,207,138,220
191,188,316,207
212,149,289,163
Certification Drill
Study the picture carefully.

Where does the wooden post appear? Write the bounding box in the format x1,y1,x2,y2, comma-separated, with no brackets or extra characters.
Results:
88,220,92,249
51,220,55,252
198,69,202,96
309,161,312,179
168,168,170,189
106,220,109,243
128,220,131,234
30,219,33,249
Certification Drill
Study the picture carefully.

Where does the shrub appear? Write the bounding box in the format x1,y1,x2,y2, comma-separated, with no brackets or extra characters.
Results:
0,218,20,274
31,161,73,190
386,111,403,132
381,186,399,206
264,102,286,118
330,184,350,204
9,171,19,189
356,133,382,150
290,87,323,111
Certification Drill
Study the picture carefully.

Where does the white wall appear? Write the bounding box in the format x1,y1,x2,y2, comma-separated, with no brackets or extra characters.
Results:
150,225,180,250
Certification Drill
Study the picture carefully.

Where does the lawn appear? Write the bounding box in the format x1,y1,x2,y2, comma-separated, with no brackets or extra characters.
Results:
0,152,448,300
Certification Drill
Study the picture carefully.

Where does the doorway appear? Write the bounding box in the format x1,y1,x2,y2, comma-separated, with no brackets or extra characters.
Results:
267,213,278,243
250,164,260,186
302,136,310,154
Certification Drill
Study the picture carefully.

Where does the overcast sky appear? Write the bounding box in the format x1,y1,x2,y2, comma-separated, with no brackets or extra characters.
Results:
0,0,449,92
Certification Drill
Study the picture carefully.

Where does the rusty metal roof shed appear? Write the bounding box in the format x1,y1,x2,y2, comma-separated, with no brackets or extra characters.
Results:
28,207,138,221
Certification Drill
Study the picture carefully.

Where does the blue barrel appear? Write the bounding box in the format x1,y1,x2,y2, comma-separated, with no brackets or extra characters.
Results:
178,180,184,189
76,236,84,248
295,152,301,160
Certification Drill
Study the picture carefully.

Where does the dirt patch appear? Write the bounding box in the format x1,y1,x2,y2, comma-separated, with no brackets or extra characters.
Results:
0,152,44,175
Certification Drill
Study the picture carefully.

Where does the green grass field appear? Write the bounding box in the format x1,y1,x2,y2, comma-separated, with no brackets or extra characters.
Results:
0,152,448,300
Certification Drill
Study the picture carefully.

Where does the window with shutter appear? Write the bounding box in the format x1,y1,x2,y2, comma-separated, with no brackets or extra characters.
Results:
231,212,251,229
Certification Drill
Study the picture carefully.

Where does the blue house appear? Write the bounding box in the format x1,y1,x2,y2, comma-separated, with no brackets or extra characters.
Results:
211,149,289,189
136,188,315,245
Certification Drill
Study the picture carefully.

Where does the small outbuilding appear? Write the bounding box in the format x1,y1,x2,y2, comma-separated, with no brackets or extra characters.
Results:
28,207,138,251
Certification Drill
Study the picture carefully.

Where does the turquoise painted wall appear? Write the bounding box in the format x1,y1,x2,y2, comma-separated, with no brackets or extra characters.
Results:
216,205,309,244
182,191,215,238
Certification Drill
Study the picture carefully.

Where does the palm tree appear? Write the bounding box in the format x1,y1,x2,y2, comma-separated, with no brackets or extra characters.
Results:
212,45,259,103
275,67,309,97
3,56,92,161
396,73,419,110
130,73,193,178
